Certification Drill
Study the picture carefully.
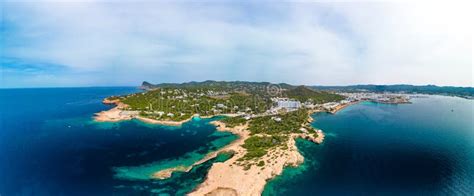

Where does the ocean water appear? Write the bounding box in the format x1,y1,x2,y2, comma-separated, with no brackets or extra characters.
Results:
2,88,473,195
0,88,236,195
264,96,474,195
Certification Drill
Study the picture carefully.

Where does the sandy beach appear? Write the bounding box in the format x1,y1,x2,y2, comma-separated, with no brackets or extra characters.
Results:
94,99,134,122
135,115,194,126
330,101,361,114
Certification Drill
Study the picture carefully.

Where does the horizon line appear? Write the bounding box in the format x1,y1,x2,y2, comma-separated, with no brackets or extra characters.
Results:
1,81,473,90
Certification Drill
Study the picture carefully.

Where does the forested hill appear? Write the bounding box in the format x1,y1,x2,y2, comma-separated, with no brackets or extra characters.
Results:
284,86,344,103
140,80,294,92
140,81,344,102
311,84,474,99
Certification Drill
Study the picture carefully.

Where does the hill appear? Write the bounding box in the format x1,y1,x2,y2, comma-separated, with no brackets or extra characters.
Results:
311,84,474,99
284,86,345,103
141,80,294,96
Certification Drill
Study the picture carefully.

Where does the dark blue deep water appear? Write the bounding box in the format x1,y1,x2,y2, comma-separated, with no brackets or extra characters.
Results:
264,96,474,195
1,88,473,195
0,88,236,195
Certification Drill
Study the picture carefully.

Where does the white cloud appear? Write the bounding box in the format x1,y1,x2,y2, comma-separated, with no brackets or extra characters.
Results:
338,1,473,86
1,1,472,87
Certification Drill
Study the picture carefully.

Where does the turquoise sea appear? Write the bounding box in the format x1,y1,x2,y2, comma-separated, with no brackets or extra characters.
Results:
264,96,474,195
1,88,473,195
0,87,236,195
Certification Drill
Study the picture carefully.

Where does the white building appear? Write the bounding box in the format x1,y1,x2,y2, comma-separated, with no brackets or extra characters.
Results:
276,99,301,109
271,116,282,122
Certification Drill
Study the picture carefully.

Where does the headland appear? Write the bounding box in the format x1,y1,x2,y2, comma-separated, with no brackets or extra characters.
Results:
94,81,411,195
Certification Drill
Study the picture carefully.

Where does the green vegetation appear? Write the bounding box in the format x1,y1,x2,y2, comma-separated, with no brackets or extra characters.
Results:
243,164,251,171
241,135,287,160
285,86,345,103
238,109,317,163
312,132,319,139
141,80,294,95
220,116,247,128
110,81,340,165
248,109,308,135
312,84,474,99
105,96,121,101
124,82,344,122
120,88,272,121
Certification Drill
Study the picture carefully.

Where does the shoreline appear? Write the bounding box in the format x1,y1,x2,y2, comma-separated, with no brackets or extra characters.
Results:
329,101,361,114
95,97,349,196
94,98,244,126
146,119,325,196
94,98,209,126
135,115,194,126
152,121,248,179
94,99,134,122
188,120,324,196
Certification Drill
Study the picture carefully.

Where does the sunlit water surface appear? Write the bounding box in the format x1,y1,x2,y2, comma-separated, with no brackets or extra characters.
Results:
264,96,474,195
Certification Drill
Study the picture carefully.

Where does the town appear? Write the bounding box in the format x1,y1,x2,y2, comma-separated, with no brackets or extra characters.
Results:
98,82,412,123
94,81,415,196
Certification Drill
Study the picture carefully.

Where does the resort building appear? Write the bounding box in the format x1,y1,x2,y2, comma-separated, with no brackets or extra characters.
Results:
274,98,301,110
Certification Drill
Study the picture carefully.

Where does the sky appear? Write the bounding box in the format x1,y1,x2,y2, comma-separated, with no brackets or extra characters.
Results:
1,0,473,88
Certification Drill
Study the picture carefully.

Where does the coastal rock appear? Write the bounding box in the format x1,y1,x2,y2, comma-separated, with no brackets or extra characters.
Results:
189,121,322,196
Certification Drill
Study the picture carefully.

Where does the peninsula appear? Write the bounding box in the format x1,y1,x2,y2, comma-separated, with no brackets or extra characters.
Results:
94,81,408,195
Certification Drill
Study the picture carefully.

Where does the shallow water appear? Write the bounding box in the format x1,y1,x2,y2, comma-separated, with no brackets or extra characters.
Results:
264,96,474,195
2,88,472,195
0,88,236,195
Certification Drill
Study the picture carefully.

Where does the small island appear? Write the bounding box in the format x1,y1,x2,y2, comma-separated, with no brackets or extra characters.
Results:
95,81,410,195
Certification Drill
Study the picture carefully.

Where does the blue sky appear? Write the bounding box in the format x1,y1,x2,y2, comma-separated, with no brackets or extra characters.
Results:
1,1,472,88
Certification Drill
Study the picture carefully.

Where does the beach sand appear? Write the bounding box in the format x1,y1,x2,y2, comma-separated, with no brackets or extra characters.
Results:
330,101,360,114
94,99,133,122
